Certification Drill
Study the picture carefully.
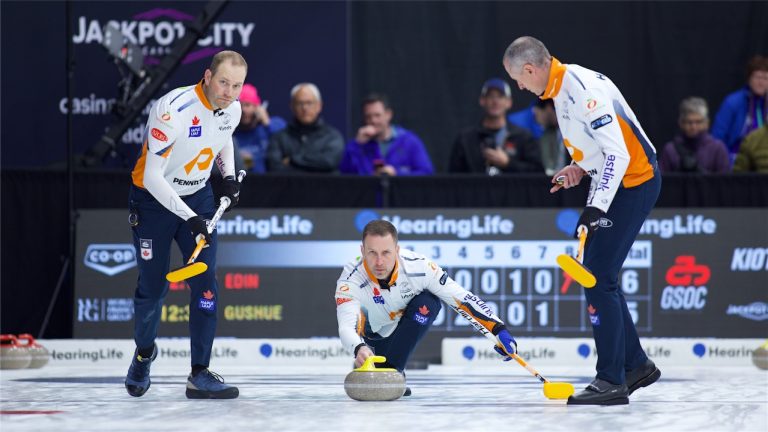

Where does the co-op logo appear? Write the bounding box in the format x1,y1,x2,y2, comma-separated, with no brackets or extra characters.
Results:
354,210,513,239
84,244,137,276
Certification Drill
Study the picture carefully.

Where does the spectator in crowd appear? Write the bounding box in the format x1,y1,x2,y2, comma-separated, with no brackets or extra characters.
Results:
533,98,569,176
267,83,344,173
233,84,286,173
711,55,768,161
339,93,433,176
508,101,543,139
659,97,730,174
448,78,542,174
733,120,768,173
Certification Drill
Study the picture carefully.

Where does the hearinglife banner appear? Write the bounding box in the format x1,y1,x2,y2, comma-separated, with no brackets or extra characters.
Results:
75,207,768,359
1,1,348,168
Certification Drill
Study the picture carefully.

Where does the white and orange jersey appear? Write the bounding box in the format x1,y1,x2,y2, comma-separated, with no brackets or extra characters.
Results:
334,249,504,355
131,81,239,220
542,57,657,213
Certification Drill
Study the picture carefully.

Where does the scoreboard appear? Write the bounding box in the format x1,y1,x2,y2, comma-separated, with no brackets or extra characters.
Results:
75,208,767,342
400,240,652,334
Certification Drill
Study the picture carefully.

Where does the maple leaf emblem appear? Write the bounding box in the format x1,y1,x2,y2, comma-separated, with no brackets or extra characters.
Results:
373,287,380,296
142,250,149,256
587,304,596,314
192,116,200,125
203,290,214,300
419,305,429,315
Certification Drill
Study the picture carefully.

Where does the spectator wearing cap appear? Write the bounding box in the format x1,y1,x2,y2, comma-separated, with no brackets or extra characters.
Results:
234,83,286,173
659,97,730,174
711,55,768,162
339,93,434,176
449,78,543,174
267,83,344,173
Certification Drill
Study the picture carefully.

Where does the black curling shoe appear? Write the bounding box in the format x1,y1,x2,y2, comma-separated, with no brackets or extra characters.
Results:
567,378,629,406
626,359,661,395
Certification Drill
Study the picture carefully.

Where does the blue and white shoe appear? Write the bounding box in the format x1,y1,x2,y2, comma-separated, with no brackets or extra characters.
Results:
125,344,157,397
186,369,239,399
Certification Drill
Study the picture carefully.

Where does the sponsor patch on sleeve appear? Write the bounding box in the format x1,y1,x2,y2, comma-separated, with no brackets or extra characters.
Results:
590,114,613,130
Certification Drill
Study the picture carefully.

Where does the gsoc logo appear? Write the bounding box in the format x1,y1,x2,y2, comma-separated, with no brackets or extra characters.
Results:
84,244,137,276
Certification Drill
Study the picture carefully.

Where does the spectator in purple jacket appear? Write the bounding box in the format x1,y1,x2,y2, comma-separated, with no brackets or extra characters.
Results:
660,97,730,174
339,93,434,176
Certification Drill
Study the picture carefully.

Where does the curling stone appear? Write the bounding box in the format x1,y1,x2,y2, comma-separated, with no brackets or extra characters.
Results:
0,334,32,369
344,356,406,401
752,341,768,371
17,334,49,369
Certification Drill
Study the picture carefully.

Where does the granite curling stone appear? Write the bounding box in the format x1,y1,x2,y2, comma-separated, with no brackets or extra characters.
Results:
17,334,49,369
344,355,406,401
0,334,32,370
753,341,768,371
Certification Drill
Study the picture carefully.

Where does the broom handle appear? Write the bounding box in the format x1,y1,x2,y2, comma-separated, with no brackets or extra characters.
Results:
185,170,246,264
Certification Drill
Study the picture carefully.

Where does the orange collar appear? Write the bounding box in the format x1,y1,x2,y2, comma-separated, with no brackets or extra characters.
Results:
194,80,214,111
541,57,567,100
363,259,399,287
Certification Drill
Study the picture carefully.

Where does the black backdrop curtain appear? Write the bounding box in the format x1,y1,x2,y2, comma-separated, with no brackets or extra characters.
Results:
349,1,768,171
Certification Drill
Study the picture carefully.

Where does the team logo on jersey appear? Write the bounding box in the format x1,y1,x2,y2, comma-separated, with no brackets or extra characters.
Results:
588,304,600,325
189,116,202,137
150,128,168,142
139,239,153,261
413,305,430,325
161,112,171,121
439,271,448,285
336,297,352,306
372,286,385,304
591,114,613,130
199,290,216,311
586,99,597,110
215,110,233,131
339,285,350,292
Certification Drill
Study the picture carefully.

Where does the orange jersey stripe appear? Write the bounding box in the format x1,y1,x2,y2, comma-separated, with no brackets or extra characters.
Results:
541,57,567,100
194,81,214,110
356,311,367,337
616,116,655,187
131,140,149,189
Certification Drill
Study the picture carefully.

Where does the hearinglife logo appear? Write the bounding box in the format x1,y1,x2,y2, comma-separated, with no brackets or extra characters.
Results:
354,210,513,239
84,244,137,276
639,214,716,239
215,214,313,239
72,8,255,62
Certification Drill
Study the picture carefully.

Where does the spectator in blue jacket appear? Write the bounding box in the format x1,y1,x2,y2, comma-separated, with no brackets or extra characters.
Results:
339,93,434,176
234,84,286,173
711,55,768,161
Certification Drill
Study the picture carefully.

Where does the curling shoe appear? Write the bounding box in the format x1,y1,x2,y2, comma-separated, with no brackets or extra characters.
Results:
125,344,158,397
186,369,239,399
567,378,629,406
626,359,661,395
